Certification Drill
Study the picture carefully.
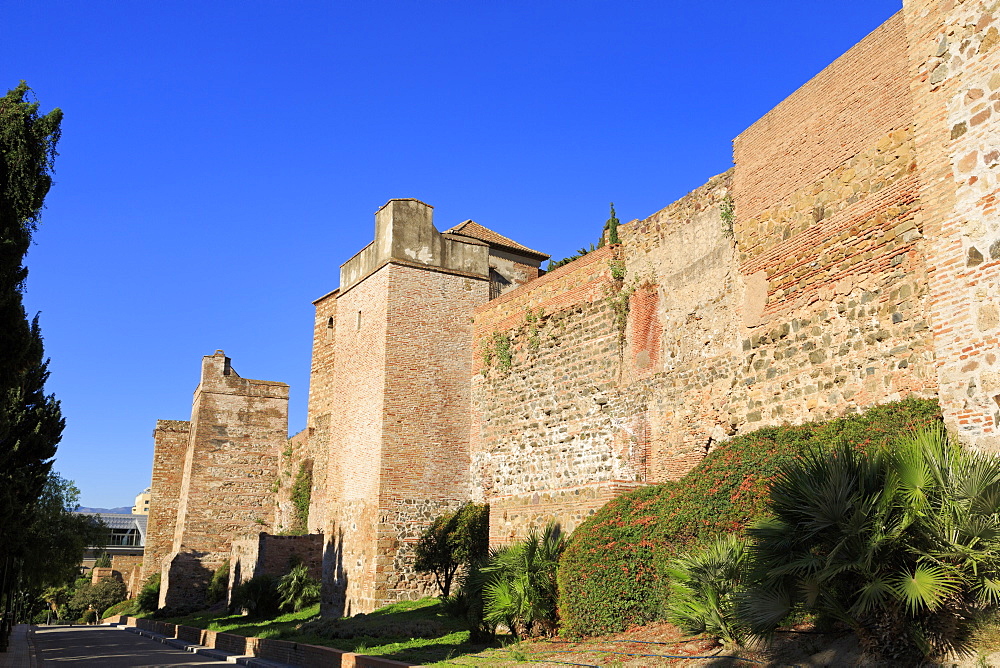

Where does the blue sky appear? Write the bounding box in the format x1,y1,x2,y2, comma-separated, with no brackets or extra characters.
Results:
5,0,903,508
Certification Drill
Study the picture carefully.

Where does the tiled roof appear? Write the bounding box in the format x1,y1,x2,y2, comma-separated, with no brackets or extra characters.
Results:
444,220,549,260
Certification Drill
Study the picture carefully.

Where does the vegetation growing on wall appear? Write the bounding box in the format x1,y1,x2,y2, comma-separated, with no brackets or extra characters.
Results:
720,194,735,237
548,244,596,271
524,307,543,350
603,202,620,246
605,259,633,353
548,203,623,270
290,461,313,534
480,332,513,375
557,397,943,637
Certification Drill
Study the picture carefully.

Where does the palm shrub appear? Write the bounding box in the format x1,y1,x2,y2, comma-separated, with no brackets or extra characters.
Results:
665,534,749,646
277,564,321,612
482,523,565,638
740,426,1000,663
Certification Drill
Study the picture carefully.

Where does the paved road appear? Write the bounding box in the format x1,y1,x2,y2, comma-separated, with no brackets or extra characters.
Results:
31,626,232,667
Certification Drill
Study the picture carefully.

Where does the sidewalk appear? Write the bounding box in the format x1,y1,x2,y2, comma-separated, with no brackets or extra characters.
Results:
0,625,34,668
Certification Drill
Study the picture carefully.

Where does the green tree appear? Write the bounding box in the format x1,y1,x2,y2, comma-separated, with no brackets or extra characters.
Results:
740,427,1000,663
70,577,126,619
0,81,64,629
18,473,105,591
414,502,489,597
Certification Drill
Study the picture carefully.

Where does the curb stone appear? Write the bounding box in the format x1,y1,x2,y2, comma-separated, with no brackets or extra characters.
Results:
114,625,291,667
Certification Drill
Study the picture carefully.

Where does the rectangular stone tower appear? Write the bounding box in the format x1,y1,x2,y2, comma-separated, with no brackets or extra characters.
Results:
156,351,289,608
317,199,493,615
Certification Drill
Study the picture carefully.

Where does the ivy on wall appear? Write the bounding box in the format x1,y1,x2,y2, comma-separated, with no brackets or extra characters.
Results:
290,461,313,534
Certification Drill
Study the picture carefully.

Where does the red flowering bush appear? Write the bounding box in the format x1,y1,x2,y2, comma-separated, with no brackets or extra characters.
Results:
556,398,942,637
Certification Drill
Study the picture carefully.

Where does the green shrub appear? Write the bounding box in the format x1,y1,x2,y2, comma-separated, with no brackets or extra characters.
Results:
557,397,942,637
136,573,160,613
206,562,229,604
442,558,496,641
80,609,97,624
231,574,280,617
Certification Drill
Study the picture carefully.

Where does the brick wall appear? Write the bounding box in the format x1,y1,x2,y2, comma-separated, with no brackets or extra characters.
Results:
903,0,1000,451
322,265,391,616
141,419,189,584
109,555,143,595
733,12,912,221
379,263,487,600
229,533,323,605
472,30,943,539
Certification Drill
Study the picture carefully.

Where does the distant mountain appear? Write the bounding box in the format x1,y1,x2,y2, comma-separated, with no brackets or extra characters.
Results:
76,506,132,515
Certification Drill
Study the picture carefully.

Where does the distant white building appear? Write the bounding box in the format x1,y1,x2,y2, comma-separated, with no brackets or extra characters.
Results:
132,488,150,515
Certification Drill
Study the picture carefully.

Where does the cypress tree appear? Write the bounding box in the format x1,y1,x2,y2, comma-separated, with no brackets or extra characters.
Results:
606,202,620,245
0,82,64,628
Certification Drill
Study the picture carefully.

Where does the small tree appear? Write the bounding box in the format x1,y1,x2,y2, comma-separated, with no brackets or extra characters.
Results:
605,202,620,245
93,552,111,569
89,577,127,616
414,503,489,597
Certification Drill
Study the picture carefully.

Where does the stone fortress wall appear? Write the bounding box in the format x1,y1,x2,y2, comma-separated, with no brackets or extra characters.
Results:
146,1,1000,615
